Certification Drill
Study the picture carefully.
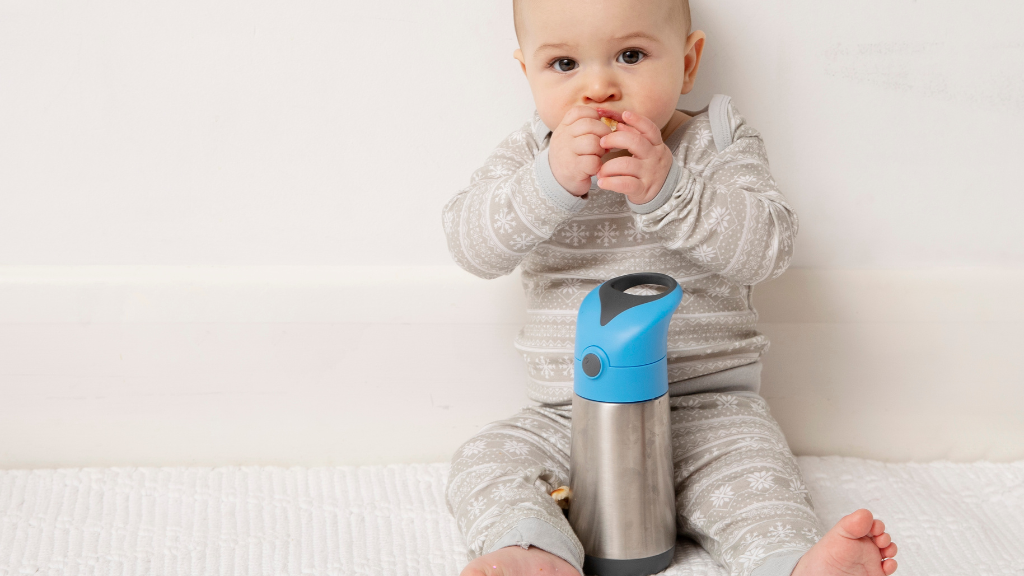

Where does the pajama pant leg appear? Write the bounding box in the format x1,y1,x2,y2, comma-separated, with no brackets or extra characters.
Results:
447,392,822,576
445,405,585,573
670,392,823,576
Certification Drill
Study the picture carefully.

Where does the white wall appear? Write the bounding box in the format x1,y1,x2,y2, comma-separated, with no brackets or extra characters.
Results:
1,0,1022,467
3,0,1023,268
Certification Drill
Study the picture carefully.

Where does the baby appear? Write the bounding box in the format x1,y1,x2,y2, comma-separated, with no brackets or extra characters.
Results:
441,1,899,575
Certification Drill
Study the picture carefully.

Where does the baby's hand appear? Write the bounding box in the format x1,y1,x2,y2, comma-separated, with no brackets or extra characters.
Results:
548,105,614,197
597,110,675,205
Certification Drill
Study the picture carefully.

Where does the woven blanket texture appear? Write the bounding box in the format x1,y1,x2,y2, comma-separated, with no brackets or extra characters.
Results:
1,457,1022,576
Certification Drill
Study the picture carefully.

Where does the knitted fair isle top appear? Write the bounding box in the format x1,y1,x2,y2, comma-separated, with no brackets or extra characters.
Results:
441,95,798,405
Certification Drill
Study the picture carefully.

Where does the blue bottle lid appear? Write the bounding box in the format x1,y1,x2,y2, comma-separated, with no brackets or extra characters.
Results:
573,273,683,403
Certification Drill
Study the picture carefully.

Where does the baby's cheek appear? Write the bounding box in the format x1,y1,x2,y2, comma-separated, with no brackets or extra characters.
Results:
540,110,566,134
630,82,681,128
642,98,680,129
532,89,577,132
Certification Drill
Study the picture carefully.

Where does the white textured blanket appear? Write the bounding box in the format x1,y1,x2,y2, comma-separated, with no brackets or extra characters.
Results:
1,457,1022,576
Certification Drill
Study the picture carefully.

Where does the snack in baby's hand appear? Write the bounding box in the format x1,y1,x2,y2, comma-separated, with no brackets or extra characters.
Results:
600,116,618,131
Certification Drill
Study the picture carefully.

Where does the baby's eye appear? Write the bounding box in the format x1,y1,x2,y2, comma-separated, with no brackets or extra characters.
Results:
617,50,645,65
551,58,578,73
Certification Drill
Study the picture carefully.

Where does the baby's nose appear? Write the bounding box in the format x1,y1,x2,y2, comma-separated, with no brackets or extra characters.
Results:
581,70,621,104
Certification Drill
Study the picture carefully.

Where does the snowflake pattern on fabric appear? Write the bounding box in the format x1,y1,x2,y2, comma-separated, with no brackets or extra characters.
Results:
493,208,516,233
556,278,582,300
746,471,776,491
710,485,736,508
624,221,649,242
707,206,733,232
593,221,620,246
560,223,589,246
441,97,799,405
510,232,535,251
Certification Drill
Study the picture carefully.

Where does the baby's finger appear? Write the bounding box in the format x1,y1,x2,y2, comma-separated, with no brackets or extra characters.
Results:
559,105,601,128
598,155,644,179
577,154,602,178
571,134,607,157
600,129,655,159
597,175,645,197
565,117,614,138
620,110,664,147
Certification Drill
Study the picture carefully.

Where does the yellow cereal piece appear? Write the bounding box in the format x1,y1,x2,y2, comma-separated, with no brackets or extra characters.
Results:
600,117,618,131
550,486,572,509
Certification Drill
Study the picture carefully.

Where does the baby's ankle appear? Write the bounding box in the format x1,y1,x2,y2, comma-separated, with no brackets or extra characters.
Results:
461,545,581,576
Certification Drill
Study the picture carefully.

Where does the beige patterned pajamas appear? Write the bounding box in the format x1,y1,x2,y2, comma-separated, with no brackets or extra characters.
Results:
441,95,821,575
446,388,821,576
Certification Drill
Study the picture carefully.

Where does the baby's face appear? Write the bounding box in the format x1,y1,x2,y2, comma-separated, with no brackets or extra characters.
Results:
514,0,694,132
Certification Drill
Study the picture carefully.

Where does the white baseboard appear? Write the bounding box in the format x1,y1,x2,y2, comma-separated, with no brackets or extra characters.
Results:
0,265,527,324
1,265,1021,467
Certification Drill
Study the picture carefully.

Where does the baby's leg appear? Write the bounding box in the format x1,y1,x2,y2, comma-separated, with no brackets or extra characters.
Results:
446,405,583,575
670,392,822,576
671,392,897,576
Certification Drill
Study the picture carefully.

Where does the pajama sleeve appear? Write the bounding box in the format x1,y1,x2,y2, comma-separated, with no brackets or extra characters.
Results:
441,117,589,280
625,97,799,286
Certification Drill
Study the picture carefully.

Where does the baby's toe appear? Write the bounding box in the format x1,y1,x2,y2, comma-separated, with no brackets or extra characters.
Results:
873,532,891,548
882,558,898,575
881,542,897,559
837,509,875,539
870,518,886,537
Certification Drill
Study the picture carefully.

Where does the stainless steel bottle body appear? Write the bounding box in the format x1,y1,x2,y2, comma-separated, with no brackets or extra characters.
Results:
568,393,676,574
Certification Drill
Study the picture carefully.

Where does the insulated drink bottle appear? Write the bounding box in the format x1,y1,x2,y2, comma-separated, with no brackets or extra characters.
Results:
569,272,683,576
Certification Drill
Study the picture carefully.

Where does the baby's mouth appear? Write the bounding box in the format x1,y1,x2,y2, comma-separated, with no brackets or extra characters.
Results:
594,108,623,124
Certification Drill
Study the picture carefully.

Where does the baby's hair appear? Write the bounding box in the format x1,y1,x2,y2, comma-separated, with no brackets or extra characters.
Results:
513,0,692,41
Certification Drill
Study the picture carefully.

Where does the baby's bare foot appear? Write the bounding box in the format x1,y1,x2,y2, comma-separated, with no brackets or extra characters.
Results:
461,545,581,576
792,509,898,576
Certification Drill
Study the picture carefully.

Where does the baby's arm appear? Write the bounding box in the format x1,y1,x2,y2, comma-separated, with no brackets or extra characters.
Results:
628,98,798,285
441,115,597,279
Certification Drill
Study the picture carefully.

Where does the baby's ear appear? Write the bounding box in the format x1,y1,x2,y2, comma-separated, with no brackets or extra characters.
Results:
513,48,528,76
681,31,706,95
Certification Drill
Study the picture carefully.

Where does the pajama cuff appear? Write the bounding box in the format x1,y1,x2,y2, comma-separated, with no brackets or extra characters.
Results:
750,550,806,576
626,161,682,214
534,148,590,214
486,517,584,576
